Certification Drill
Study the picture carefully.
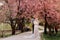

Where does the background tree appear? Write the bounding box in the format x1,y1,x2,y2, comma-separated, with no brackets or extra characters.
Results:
1,0,60,35
4,0,18,35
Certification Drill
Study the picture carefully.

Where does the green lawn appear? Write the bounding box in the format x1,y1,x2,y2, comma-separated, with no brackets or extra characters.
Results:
0,23,32,30
0,23,12,38
0,23,11,30
0,23,32,38
25,23,32,30
42,32,60,40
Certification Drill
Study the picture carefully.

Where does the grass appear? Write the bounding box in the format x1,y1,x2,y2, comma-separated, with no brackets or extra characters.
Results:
25,23,32,30
42,32,60,40
0,32,12,38
0,30,21,38
0,23,11,38
0,23,32,38
0,23,21,38
0,23,11,30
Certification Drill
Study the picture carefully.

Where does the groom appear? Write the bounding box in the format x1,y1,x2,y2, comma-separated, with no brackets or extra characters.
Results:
31,17,35,33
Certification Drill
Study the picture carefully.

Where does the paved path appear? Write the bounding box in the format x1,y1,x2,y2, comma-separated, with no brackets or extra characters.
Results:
0,26,44,40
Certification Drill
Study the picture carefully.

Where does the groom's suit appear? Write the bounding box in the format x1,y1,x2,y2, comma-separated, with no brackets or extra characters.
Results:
31,18,34,33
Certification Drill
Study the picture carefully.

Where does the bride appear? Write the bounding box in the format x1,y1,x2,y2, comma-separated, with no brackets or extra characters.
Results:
33,17,40,38
24,17,40,39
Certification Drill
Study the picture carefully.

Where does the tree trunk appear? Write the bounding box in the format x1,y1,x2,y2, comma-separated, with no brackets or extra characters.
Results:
21,17,25,32
11,26,15,35
44,14,47,34
20,23,24,33
44,22,47,34
49,27,51,35
10,18,16,35
55,26,58,34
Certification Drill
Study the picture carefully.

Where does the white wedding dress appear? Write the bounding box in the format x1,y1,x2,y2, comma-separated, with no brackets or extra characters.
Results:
24,19,40,39
33,19,40,38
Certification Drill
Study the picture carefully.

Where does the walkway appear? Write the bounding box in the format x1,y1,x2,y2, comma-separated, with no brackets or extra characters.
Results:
0,26,44,40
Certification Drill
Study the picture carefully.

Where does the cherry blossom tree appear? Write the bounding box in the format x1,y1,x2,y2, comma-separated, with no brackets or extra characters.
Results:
4,0,18,35
2,0,60,35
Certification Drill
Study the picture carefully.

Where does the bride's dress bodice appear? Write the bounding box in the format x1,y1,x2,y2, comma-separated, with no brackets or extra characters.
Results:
34,19,39,27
